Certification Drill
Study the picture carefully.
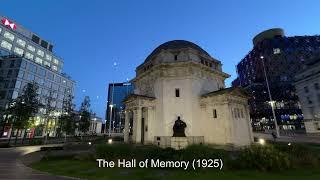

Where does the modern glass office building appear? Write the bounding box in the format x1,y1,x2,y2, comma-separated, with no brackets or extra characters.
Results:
105,82,133,133
232,28,320,132
0,15,75,138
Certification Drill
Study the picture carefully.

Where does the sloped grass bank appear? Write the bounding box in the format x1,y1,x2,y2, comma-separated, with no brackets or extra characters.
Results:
31,142,320,179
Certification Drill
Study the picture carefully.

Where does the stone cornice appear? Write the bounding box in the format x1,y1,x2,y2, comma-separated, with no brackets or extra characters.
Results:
132,61,230,83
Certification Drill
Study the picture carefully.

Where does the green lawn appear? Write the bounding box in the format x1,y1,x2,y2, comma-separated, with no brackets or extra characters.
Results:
32,159,320,180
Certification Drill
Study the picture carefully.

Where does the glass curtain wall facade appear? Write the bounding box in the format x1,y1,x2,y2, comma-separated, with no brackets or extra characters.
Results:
0,15,75,138
232,29,320,132
106,82,133,133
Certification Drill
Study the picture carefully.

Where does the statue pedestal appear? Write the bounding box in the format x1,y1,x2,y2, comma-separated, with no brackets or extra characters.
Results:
171,137,188,150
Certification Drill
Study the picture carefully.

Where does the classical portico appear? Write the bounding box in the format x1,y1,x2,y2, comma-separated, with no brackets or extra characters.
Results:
124,95,155,144
123,40,253,148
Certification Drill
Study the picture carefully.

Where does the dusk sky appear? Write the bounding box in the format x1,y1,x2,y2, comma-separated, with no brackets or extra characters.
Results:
1,0,319,118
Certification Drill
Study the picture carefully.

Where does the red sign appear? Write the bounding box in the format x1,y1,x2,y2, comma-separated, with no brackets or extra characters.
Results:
1,18,16,30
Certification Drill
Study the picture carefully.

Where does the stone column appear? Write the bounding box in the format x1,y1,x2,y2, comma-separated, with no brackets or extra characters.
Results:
146,106,154,143
133,107,142,143
124,110,130,143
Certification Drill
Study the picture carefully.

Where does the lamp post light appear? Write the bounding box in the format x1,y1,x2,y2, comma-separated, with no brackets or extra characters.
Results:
260,55,280,137
108,62,118,137
108,104,113,137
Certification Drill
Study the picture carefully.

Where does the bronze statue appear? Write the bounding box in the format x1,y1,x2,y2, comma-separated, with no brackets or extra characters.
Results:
173,116,187,137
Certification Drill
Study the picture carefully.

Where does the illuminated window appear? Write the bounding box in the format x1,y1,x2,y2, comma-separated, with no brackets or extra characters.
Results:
45,54,52,61
25,52,34,60
17,39,26,47
0,28,2,33
35,57,43,65
43,61,50,67
52,65,57,71
4,31,14,41
37,49,44,57
53,58,59,65
273,48,281,54
1,40,12,50
13,47,24,56
27,45,35,52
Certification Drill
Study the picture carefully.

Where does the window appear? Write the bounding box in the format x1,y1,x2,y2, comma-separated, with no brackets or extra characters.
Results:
52,65,57,71
18,70,24,78
7,70,12,77
273,48,281,54
35,57,43,65
16,39,26,47
21,61,27,69
47,71,54,80
44,81,51,88
59,86,65,93
52,84,59,91
10,60,15,68
45,54,52,61
175,88,180,97
4,31,14,41
27,45,35,52
12,91,18,99
304,86,309,93
37,68,46,76
55,76,61,83
31,35,40,44
240,109,244,118
15,80,21,89
43,61,50,68
315,83,320,90
27,63,37,73
174,55,178,61
37,49,44,57
49,44,53,52
27,74,34,81
25,52,34,60
53,58,59,65
41,40,48,49
13,47,24,56
1,40,12,50
213,109,217,118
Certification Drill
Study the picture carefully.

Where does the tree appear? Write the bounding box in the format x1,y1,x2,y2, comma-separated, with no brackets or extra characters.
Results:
58,94,76,142
43,90,56,144
79,96,91,139
6,82,40,145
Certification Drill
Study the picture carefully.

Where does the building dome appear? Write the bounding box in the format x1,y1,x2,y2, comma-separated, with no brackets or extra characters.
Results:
144,40,210,62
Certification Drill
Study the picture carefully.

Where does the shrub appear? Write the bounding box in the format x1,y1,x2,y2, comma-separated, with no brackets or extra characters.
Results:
273,143,320,168
235,145,291,171
95,144,135,160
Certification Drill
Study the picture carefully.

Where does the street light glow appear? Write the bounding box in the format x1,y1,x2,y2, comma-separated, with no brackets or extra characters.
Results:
258,138,265,145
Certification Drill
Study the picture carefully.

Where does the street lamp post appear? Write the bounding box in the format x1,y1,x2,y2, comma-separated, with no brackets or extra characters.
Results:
108,104,113,137
260,55,280,137
108,62,117,137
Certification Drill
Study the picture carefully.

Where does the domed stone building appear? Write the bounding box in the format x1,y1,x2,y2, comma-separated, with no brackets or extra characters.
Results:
123,40,253,148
